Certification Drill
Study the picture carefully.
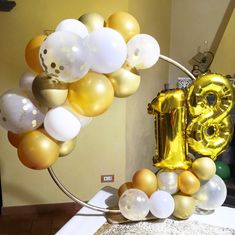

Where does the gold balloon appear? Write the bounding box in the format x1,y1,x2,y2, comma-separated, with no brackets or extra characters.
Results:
192,157,216,181
106,11,140,42
187,73,234,160
118,182,133,197
25,35,47,74
59,137,77,157
79,12,105,32
7,131,24,148
107,64,141,98
178,171,200,195
32,73,68,108
173,194,196,219
132,168,158,197
148,89,191,170
17,129,59,170
68,72,114,117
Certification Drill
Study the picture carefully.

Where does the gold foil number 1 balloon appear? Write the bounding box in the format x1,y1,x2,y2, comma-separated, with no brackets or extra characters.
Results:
149,73,234,170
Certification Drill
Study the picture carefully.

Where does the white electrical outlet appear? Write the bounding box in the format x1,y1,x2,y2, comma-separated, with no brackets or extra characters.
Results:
101,174,114,183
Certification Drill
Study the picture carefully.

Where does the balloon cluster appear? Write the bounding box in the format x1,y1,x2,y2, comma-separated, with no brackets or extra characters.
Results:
0,12,160,169
118,157,227,221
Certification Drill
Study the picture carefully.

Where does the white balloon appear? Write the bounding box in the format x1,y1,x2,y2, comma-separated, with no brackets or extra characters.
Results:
88,28,127,74
149,190,175,218
56,19,88,39
19,71,36,91
39,31,90,82
44,107,81,141
127,34,160,69
76,114,92,127
0,89,45,133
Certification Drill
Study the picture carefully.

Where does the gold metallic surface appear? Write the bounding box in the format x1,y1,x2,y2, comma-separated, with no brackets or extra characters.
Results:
173,194,196,219
78,12,105,32
107,65,140,98
178,171,200,195
68,72,114,117
32,73,68,108
59,137,77,157
132,168,158,197
7,131,24,148
118,182,133,197
192,157,216,181
149,89,191,170
187,73,234,160
106,11,140,42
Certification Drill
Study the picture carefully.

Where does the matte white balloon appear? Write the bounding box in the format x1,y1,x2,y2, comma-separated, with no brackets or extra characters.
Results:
39,31,90,82
157,170,179,194
119,189,150,221
127,34,160,69
193,175,227,210
19,71,36,91
44,107,81,141
0,89,45,133
149,190,175,219
88,28,127,74
56,19,88,39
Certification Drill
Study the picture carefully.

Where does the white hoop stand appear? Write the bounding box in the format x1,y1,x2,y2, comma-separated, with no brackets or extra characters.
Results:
48,54,196,214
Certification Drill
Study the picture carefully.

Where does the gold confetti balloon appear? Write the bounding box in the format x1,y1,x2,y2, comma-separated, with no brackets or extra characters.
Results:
132,168,158,197
17,129,59,170
32,73,68,108
192,157,216,181
178,171,200,195
118,182,133,197
68,72,114,117
59,137,77,157
79,12,105,32
106,11,140,42
173,194,196,219
107,64,141,98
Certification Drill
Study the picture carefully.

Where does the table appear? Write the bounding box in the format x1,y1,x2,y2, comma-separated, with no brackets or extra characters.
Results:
56,186,235,235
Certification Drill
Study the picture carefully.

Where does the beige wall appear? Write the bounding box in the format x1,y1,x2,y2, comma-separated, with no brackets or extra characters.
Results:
0,0,171,207
168,0,230,88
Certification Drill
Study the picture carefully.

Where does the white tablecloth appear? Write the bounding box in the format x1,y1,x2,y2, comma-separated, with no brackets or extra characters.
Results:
56,186,235,235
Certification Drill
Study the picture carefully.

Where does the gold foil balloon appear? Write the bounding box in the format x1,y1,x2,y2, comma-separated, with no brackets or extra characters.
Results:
187,73,234,160
7,131,24,148
59,137,77,157
107,64,141,98
157,169,179,194
118,182,133,197
173,194,196,219
32,73,68,108
132,168,158,197
17,129,59,170
68,72,114,117
148,89,191,170
25,35,46,74
106,11,140,42
178,171,200,195
78,12,105,32
192,157,216,181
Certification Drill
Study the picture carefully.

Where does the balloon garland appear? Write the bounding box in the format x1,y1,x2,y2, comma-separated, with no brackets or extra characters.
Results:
0,11,234,222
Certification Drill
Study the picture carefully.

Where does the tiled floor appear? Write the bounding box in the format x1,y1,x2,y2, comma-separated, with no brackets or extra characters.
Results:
0,204,82,235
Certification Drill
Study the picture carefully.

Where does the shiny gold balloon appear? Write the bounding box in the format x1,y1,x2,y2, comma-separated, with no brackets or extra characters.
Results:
17,129,59,170
132,168,158,197
173,194,196,219
107,64,141,98
178,171,200,195
192,157,216,181
78,12,105,32
106,11,140,42
59,137,77,157
32,73,68,108
7,131,24,148
148,89,191,170
25,35,47,74
187,73,234,160
68,72,114,117
118,182,133,197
